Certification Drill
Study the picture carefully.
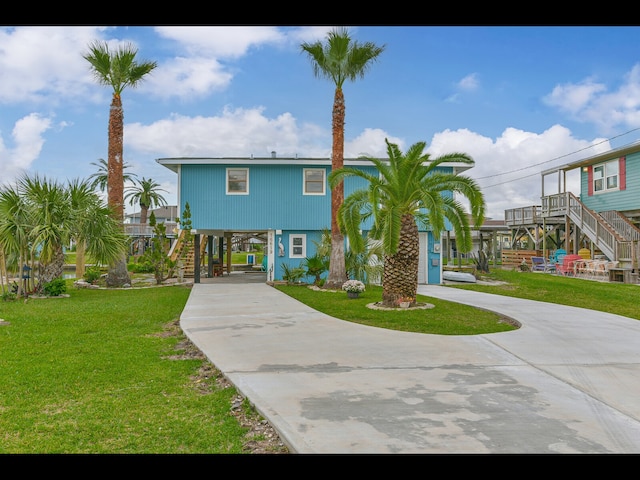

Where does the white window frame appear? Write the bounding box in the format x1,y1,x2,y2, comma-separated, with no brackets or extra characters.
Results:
593,160,619,193
303,168,326,195
226,168,249,195
289,234,306,259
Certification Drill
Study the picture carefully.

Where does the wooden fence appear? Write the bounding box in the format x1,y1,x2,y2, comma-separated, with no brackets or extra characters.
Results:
501,250,543,269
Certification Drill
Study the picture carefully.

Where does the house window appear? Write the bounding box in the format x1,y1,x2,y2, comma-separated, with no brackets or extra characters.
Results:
593,160,618,193
303,168,325,195
227,168,249,194
289,234,306,258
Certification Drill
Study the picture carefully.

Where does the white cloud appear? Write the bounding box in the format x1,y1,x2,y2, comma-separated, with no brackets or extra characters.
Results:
144,56,234,99
427,125,609,220
544,63,640,134
154,26,286,57
0,26,108,105
345,128,404,158
126,105,331,158
0,113,53,182
543,78,606,116
458,73,479,91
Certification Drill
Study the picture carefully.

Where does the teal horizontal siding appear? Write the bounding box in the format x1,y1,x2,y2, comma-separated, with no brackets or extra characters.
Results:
581,151,640,213
181,163,451,232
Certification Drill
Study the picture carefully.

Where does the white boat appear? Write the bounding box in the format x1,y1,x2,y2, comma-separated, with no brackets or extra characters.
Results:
442,270,477,283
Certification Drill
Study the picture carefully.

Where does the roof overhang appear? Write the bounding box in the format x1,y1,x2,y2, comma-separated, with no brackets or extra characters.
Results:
541,140,640,176
156,156,474,174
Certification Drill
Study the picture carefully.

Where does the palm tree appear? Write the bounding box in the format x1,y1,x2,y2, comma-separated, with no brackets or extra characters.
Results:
0,174,128,296
301,27,385,290
124,177,169,225
0,187,31,297
328,139,486,308
88,158,138,194
83,40,157,287
125,177,169,255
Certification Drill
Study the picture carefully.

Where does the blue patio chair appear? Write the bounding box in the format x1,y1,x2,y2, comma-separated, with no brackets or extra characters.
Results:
531,256,555,273
550,248,566,265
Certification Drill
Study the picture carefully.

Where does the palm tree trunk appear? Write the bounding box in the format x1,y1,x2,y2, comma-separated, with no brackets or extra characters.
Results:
323,87,348,290
40,246,66,286
106,93,130,287
75,240,86,280
382,214,419,307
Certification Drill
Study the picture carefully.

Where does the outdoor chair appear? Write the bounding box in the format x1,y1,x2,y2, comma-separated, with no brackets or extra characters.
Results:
531,256,555,273
556,254,582,276
550,248,567,264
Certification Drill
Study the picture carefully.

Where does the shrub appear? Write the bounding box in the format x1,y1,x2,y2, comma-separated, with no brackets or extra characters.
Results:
84,266,102,284
1,290,17,301
281,263,306,284
342,279,365,293
42,278,67,297
129,261,154,273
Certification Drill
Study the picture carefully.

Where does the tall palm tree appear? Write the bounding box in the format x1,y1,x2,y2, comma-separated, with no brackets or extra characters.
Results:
88,158,138,194
124,177,168,225
301,27,385,290
328,139,486,308
84,40,157,287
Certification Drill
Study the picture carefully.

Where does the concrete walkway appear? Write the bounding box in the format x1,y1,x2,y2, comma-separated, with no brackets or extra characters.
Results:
180,279,640,454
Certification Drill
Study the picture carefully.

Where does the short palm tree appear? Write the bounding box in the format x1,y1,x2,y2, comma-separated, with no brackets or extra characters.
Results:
125,177,169,255
0,188,31,296
301,27,385,290
88,158,138,194
124,177,169,225
0,174,128,295
328,139,485,308
84,40,157,287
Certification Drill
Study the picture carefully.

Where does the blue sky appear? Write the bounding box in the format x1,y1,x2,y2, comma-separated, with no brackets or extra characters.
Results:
2,25,640,220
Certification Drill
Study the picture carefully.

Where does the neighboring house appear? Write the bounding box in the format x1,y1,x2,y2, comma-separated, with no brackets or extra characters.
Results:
157,152,476,284
124,206,179,256
505,141,640,269
125,205,179,226
444,216,512,265
124,206,179,239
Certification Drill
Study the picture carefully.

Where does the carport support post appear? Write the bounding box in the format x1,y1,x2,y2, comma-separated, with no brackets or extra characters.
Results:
193,231,200,283
207,235,214,278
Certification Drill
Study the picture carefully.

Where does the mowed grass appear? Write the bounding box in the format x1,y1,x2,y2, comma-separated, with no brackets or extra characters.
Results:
445,268,640,321
0,283,254,454
276,267,640,335
275,283,518,335
2,267,638,453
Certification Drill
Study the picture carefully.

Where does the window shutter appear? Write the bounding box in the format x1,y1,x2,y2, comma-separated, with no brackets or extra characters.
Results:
620,156,626,191
587,165,593,196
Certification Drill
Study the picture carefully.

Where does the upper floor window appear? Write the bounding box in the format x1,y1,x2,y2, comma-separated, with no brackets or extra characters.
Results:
227,168,249,195
303,168,325,195
593,160,618,193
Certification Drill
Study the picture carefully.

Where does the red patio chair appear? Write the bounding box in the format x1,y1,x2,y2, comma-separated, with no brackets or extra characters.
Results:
556,254,582,276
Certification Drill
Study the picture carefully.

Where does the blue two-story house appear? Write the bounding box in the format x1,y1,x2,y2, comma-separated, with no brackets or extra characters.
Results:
157,152,475,285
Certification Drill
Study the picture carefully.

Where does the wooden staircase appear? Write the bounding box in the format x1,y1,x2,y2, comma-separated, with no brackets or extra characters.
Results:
542,192,639,269
169,230,206,277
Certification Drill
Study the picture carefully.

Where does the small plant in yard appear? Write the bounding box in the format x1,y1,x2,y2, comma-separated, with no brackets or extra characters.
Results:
42,278,67,297
342,279,365,293
281,263,306,284
396,296,414,307
84,266,103,284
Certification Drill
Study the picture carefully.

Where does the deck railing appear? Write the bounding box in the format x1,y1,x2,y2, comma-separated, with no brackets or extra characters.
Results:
508,193,635,266
124,222,178,238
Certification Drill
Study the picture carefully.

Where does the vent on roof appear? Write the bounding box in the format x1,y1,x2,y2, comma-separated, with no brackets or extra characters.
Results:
271,151,276,158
